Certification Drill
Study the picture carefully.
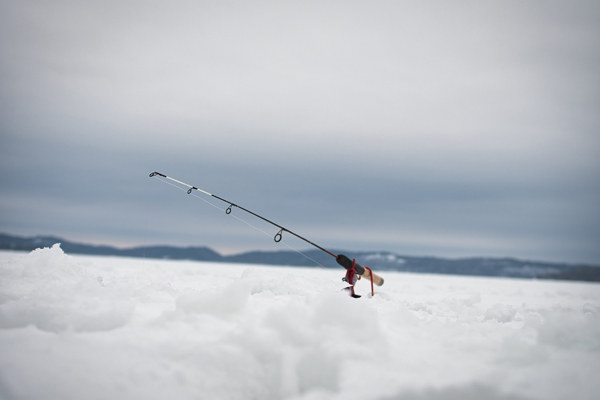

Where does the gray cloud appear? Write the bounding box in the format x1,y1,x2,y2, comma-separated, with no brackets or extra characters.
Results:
1,1,599,263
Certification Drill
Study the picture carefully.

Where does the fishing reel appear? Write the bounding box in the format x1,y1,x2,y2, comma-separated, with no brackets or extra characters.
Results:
337,254,384,298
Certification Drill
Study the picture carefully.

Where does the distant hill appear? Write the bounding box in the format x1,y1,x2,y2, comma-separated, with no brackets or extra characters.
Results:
0,233,222,262
1,233,599,282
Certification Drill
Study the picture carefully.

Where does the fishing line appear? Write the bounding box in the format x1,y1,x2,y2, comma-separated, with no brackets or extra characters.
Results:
154,175,327,268
149,171,385,296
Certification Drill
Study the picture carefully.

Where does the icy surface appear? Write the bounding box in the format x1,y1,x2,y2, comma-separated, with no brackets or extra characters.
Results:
0,245,599,400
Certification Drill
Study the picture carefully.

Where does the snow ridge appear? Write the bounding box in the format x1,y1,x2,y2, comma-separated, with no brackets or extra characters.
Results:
0,245,599,400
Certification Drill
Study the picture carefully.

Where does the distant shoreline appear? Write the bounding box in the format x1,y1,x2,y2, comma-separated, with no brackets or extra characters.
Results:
2,232,598,283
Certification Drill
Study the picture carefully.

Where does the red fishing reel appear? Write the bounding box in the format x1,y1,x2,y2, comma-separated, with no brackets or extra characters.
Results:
337,254,384,298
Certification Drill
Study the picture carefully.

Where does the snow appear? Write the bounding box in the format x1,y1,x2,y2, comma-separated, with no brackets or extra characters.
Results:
0,245,599,400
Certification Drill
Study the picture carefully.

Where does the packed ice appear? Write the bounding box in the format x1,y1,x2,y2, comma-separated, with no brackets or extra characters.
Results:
0,244,598,400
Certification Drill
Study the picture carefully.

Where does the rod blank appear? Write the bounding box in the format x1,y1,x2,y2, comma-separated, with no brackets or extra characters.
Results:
150,171,337,258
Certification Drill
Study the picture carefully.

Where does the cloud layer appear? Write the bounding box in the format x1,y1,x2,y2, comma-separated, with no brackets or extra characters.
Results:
1,1,599,262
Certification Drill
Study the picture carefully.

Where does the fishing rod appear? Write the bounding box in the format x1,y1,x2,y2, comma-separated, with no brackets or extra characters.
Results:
149,171,384,297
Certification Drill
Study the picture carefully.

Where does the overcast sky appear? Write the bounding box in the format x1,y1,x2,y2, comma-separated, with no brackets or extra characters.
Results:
1,0,599,264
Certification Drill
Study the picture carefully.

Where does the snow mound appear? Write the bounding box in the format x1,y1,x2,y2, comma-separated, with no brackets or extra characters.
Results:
381,383,531,400
176,280,251,316
0,250,599,400
484,303,517,323
0,244,133,332
534,308,600,351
